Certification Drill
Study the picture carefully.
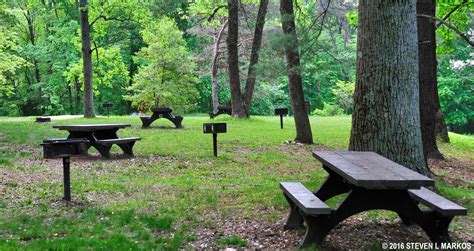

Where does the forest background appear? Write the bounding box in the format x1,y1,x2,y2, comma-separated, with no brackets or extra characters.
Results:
0,0,472,134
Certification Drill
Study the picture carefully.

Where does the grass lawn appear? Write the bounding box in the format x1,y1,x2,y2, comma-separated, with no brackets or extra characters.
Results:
0,115,472,249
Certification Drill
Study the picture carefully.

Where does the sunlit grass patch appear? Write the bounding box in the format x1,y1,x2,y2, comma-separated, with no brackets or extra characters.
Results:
0,115,472,249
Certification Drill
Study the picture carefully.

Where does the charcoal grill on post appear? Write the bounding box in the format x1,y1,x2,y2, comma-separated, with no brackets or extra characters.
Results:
102,103,113,117
35,117,51,123
203,123,227,157
41,138,89,201
274,108,289,129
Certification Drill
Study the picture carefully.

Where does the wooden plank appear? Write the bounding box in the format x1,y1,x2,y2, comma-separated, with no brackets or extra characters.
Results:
359,152,433,183
313,151,433,189
53,124,131,131
335,151,433,189
409,187,467,216
151,107,172,113
95,137,141,145
280,182,331,215
312,151,381,187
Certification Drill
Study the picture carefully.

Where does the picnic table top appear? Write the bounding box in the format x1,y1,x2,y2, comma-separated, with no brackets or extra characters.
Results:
151,107,172,113
312,151,434,189
53,124,131,131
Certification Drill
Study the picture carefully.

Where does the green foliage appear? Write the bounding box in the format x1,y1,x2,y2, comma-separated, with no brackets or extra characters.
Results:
436,0,472,54
331,80,354,114
438,62,473,133
218,235,248,247
128,17,198,113
313,102,345,117
0,27,26,87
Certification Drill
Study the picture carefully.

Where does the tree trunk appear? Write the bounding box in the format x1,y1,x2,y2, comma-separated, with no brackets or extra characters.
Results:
68,84,73,114
227,0,246,118
243,0,268,117
211,20,228,114
79,0,95,118
436,107,450,142
25,10,41,84
75,76,81,114
349,0,429,176
417,0,444,160
280,0,313,144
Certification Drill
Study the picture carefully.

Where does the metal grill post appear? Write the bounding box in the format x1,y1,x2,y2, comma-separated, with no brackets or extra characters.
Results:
213,133,218,157
63,157,71,201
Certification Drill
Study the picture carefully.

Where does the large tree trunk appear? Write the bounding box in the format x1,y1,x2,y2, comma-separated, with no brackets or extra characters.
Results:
226,0,246,118
25,9,41,84
417,0,444,160
79,0,95,118
280,0,313,144
211,20,228,114
242,0,268,117
436,107,450,142
349,0,429,176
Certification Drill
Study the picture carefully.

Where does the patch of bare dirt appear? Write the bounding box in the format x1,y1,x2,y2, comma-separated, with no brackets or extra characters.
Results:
188,215,472,250
429,157,474,187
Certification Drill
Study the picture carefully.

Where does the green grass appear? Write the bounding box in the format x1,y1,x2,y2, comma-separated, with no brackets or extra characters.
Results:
0,115,472,249
217,235,248,247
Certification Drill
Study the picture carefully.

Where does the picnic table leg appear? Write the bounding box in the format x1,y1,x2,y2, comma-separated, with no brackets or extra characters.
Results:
118,142,136,156
141,117,152,128
283,194,305,230
314,166,351,201
92,129,119,158
162,113,182,128
95,144,112,159
300,187,452,247
62,157,71,201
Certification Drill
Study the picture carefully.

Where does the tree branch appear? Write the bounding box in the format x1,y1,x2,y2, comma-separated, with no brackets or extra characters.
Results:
417,14,473,47
436,0,468,29
207,5,227,22
89,14,132,28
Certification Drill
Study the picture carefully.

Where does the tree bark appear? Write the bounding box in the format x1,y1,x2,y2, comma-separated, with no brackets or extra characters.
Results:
349,0,429,176
226,0,246,118
417,0,444,160
436,107,450,142
79,0,95,118
243,0,268,117
75,76,81,114
211,20,228,114
25,9,41,84
280,0,313,144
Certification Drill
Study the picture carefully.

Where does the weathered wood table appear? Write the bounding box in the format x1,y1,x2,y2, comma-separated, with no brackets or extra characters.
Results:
53,124,140,158
209,105,232,118
140,107,183,128
281,151,467,247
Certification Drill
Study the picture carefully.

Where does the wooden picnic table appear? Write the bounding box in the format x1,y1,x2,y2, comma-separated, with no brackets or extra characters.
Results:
140,107,183,128
53,124,140,158
209,105,232,118
281,151,467,247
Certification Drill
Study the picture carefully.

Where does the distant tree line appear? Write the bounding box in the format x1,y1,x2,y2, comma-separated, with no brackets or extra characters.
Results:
0,0,471,136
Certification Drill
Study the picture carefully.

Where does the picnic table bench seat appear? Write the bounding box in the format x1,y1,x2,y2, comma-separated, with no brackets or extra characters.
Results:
280,182,331,230
408,187,467,216
93,136,141,158
95,137,141,145
281,182,331,215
